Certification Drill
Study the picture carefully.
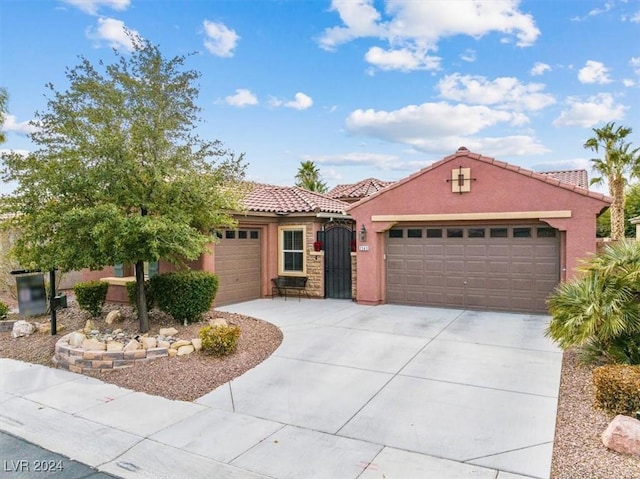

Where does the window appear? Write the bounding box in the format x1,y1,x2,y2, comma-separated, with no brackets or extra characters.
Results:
490,228,508,238
250,230,259,239
407,228,423,238
238,230,248,239
513,227,532,238
447,228,464,238
468,228,485,238
426,228,443,238
537,227,556,238
278,226,306,275
389,229,403,238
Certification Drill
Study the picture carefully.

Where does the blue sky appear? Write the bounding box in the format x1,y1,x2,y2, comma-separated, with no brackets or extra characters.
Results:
1,0,639,195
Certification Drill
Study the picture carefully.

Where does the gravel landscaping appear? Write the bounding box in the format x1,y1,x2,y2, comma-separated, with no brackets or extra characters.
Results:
1,298,639,478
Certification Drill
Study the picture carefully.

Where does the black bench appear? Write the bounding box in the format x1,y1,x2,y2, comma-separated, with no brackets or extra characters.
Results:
271,276,309,301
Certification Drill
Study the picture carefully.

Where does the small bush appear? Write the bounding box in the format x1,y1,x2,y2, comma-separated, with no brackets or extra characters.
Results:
593,364,640,415
126,280,155,312
199,324,240,356
73,281,109,317
150,271,219,324
0,300,9,319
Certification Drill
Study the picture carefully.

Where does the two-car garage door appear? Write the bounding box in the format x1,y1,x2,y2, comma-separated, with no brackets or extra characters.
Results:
386,224,560,313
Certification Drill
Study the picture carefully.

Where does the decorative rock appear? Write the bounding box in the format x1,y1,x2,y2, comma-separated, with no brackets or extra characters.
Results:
123,339,141,351
168,348,177,358
34,321,51,334
191,338,202,351
81,338,106,351
159,327,179,337
209,318,228,328
11,320,35,338
106,341,124,352
602,414,640,456
157,340,171,349
177,344,195,356
171,339,191,349
141,336,157,350
83,319,97,334
68,331,86,347
104,310,122,325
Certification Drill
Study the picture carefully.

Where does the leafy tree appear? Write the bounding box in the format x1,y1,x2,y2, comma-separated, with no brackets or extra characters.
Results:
546,240,640,364
0,87,7,145
295,160,328,193
584,122,640,240
0,37,246,332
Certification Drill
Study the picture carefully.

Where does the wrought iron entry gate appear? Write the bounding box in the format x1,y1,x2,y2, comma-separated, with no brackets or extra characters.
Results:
323,222,353,299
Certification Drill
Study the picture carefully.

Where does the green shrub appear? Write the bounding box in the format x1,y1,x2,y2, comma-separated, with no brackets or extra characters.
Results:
593,364,640,415
150,271,218,324
199,324,240,356
0,300,9,319
73,281,109,317
126,280,155,312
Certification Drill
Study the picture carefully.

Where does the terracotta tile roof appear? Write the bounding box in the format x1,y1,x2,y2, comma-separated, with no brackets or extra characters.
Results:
243,183,350,214
540,170,588,189
348,147,613,209
327,178,395,200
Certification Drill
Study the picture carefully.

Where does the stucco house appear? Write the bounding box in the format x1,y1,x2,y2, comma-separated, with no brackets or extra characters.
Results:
84,147,612,314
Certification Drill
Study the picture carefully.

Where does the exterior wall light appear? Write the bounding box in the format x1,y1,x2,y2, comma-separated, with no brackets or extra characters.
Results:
359,224,367,242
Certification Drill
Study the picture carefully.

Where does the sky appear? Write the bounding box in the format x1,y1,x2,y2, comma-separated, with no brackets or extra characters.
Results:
1,0,639,196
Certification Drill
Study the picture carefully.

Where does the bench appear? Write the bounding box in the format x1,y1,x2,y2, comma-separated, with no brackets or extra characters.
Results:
271,276,309,301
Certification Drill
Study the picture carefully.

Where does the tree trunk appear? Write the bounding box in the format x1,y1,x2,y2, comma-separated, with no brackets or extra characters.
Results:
135,259,149,333
610,175,626,241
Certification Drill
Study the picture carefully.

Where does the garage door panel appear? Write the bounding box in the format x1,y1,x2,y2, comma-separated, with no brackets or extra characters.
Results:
386,223,559,313
215,230,261,306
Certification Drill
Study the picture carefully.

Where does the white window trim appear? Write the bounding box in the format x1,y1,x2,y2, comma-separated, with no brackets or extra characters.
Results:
278,225,307,276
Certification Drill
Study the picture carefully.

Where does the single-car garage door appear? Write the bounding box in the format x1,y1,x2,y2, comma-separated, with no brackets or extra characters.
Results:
386,224,560,313
214,229,261,306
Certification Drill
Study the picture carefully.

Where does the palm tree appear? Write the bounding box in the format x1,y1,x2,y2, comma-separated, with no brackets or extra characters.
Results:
584,122,640,240
0,87,8,144
295,160,328,193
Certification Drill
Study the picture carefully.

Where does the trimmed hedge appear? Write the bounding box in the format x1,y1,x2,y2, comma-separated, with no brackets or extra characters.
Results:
593,364,640,415
126,280,155,312
199,324,240,356
73,280,109,317
0,300,9,319
150,271,219,324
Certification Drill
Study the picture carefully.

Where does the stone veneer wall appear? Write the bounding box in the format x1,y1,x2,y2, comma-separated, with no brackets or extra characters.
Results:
351,252,357,300
53,333,198,373
306,251,324,298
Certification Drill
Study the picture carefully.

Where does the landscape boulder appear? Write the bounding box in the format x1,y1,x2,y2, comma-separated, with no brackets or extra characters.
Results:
104,310,122,325
11,320,35,338
602,414,640,456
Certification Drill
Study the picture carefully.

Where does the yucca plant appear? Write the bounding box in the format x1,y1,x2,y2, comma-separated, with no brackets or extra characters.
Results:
546,240,640,364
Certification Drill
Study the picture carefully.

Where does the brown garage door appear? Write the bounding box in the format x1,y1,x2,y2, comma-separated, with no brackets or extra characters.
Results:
386,224,560,313
214,229,261,306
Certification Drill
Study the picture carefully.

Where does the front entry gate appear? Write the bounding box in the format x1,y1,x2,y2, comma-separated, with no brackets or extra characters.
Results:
323,223,353,299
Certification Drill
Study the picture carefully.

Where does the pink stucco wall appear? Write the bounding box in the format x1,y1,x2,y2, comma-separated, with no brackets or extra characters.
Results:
349,149,611,306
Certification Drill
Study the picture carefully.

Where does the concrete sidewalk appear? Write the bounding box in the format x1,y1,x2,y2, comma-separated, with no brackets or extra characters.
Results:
0,299,562,478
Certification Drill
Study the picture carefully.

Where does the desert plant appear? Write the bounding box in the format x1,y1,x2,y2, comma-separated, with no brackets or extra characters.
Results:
0,300,9,319
546,240,640,364
150,271,218,324
126,280,154,313
593,364,640,415
73,280,109,317
199,324,240,356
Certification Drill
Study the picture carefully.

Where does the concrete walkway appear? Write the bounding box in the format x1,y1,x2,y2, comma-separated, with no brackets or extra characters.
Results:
0,299,562,478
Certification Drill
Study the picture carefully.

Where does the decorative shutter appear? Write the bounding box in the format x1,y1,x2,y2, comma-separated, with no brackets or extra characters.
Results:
148,261,159,278
114,264,124,277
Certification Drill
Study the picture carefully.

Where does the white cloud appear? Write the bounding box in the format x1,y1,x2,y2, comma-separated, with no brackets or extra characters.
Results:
623,79,636,87
307,152,429,171
630,57,640,75
86,17,141,51
344,101,547,156
588,1,614,17
578,60,612,84
319,0,539,72
630,11,640,23
62,0,130,15
270,92,313,110
553,93,626,127
224,89,258,107
203,20,239,57
530,62,551,76
365,46,440,71
2,115,38,135
460,49,476,62
437,74,555,111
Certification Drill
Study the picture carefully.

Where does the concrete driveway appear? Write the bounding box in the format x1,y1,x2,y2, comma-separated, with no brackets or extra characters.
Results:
0,299,562,479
